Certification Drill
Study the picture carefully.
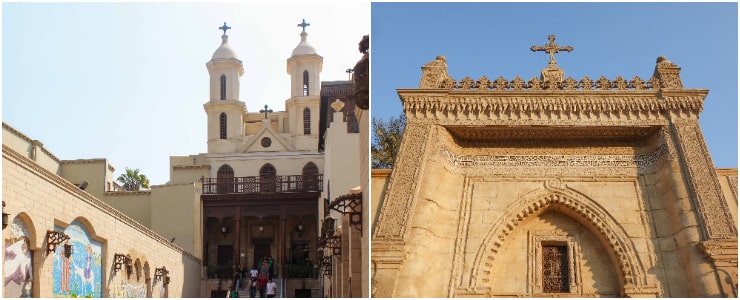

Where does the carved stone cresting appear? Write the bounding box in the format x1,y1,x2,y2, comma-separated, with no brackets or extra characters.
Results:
465,181,657,296
670,119,737,240
413,54,690,93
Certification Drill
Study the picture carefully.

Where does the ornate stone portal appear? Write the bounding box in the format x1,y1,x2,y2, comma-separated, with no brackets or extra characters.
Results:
372,36,738,298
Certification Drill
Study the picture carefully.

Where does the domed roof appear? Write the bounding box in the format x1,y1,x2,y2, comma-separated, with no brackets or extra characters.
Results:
212,35,238,60
291,31,317,56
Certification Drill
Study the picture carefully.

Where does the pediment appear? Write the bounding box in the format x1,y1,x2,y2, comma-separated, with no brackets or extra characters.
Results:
242,123,294,153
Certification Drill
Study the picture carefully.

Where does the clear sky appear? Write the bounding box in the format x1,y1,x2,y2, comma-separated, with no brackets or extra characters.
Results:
3,2,370,185
371,2,738,168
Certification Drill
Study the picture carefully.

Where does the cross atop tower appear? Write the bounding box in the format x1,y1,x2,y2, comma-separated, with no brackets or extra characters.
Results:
219,22,231,35
530,34,573,66
259,105,273,119
297,19,310,32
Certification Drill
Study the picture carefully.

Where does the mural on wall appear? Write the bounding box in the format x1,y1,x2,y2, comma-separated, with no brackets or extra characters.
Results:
4,217,33,297
52,221,102,298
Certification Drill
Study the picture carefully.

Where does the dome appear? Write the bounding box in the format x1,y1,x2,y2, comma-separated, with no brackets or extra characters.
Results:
212,35,238,59
291,31,317,56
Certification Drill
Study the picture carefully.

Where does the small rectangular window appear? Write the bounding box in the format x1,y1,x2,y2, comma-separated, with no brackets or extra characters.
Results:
542,245,569,293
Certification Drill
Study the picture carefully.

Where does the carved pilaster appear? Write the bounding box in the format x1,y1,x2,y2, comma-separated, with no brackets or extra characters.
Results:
373,122,433,239
670,118,737,240
370,239,405,298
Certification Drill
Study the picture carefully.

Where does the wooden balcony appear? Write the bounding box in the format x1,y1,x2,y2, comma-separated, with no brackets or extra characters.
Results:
201,174,323,195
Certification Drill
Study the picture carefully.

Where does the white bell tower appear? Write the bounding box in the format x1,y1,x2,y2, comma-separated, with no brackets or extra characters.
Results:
204,22,246,153
286,19,323,151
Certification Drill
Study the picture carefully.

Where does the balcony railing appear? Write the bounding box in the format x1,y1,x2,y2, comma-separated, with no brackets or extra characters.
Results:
201,174,323,194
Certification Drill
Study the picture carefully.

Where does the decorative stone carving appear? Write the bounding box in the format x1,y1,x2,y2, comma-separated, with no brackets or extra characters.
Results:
670,119,737,240
373,123,432,239
653,56,683,89
419,56,450,89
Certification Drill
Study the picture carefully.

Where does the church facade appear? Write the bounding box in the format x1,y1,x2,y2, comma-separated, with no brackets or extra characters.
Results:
371,36,738,298
3,20,367,298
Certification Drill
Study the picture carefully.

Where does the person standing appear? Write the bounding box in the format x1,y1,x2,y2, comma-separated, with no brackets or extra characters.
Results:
258,273,268,298
249,276,257,298
267,256,274,279
265,278,277,298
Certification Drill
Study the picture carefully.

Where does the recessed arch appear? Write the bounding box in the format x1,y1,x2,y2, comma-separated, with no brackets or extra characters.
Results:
217,164,235,194
10,212,38,248
468,183,651,296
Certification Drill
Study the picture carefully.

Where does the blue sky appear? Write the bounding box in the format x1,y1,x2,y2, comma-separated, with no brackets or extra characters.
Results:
371,2,738,168
3,2,370,185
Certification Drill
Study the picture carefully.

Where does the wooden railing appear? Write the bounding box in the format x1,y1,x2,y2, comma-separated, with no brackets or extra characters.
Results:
201,174,323,194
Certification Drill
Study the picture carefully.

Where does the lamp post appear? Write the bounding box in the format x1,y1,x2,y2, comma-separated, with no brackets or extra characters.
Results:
2,201,9,229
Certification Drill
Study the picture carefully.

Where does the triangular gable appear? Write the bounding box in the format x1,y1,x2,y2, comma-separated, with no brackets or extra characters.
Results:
241,122,294,153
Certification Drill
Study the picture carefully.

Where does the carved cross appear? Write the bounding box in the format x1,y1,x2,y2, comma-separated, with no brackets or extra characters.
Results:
259,105,273,119
219,22,231,35
530,34,573,66
297,19,310,32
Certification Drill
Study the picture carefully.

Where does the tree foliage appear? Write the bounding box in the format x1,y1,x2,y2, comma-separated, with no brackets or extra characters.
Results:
117,167,150,191
371,113,406,169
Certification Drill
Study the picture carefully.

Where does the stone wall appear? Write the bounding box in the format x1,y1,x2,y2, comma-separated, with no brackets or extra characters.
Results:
3,145,202,297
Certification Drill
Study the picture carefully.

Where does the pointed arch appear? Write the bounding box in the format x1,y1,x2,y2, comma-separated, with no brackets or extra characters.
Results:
220,113,227,139
220,74,227,100
468,182,651,296
303,70,309,96
217,164,234,194
259,163,277,192
303,107,311,135
302,162,319,191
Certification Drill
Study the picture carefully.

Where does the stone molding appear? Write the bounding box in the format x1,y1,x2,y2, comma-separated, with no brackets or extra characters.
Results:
3,145,201,263
462,179,658,297
398,90,707,122
61,158,116,172
3,122,62,163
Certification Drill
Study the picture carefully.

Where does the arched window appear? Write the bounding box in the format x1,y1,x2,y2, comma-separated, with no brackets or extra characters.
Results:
303,107,311,135
303,70,309,96
302,162,319,191
217,164,234,194
220,74,226,100
259,163,277,192
219,113,227,139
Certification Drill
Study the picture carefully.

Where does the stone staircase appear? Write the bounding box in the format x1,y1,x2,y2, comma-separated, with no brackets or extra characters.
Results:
235,278,282,298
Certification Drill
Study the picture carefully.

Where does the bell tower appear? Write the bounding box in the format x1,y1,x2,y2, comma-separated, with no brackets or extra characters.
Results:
286,19,323,150
204,22,247,153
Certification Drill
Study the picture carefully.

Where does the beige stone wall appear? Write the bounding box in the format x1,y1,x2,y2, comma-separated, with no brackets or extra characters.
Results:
3,122,61,174
370,169,391,233
3,145,202,297
102,192,153,228
150,183,202,258
60,159,114,199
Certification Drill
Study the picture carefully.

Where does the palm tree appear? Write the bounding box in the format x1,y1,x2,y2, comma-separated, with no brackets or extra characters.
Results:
117,167,150,191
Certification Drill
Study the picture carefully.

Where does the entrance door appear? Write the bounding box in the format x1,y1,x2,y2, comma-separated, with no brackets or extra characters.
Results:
217,244,234,266
253,243,271,269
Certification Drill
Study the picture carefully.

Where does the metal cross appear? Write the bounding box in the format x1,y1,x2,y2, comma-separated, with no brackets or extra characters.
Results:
297,19,310,32
219,22,231,35
530,34,573,66
259,105,273,119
